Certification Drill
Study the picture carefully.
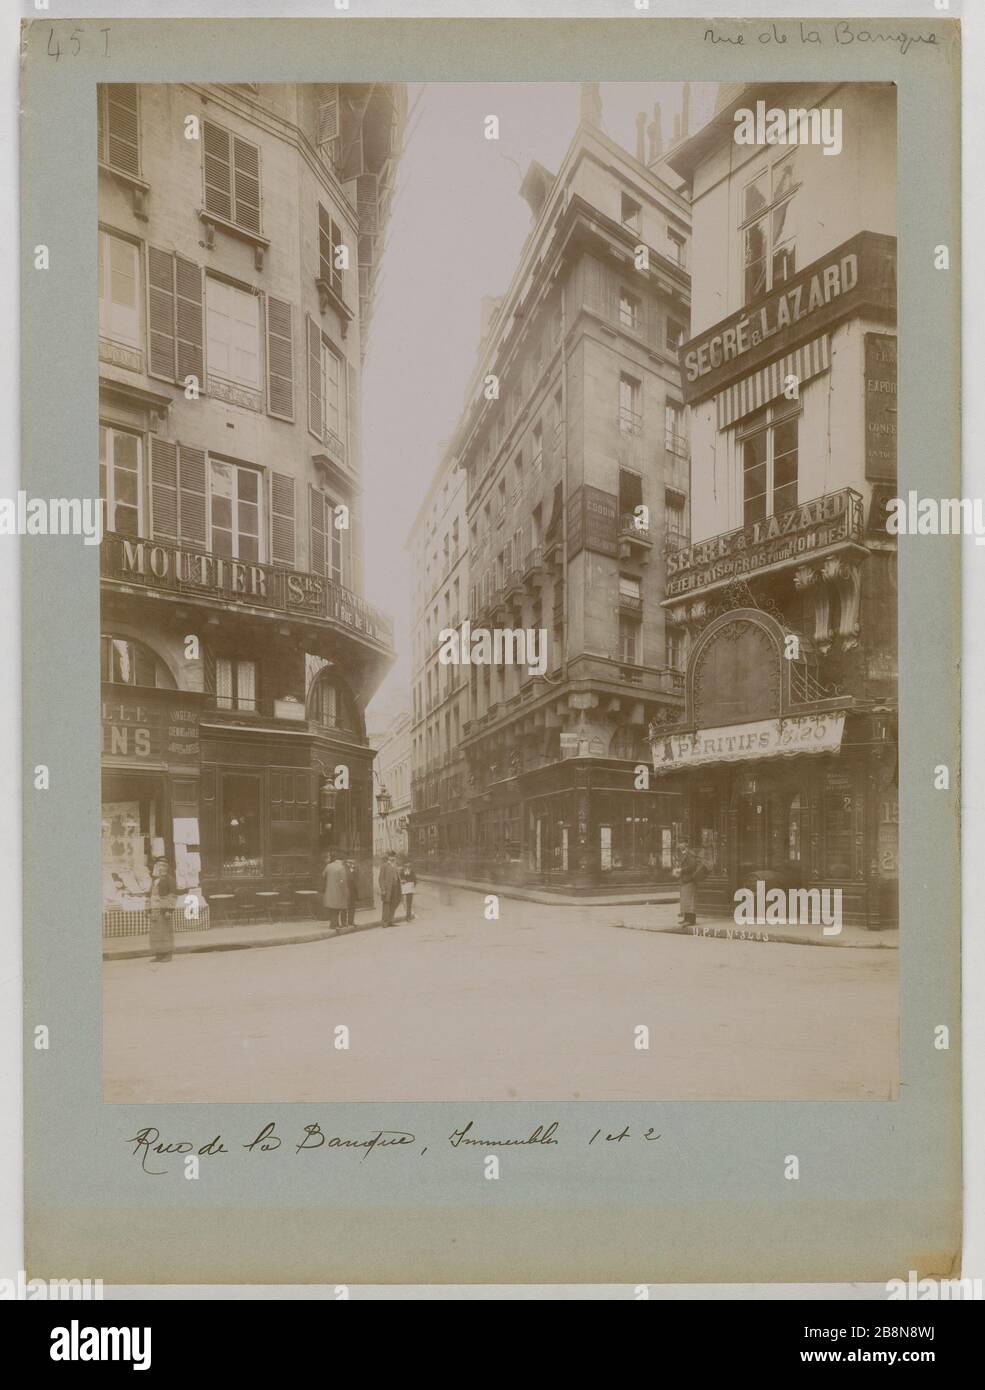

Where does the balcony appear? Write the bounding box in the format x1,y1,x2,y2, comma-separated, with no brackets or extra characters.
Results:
101,533,394,650
618,592,643,615
523,546,544,588
503,567,523,601
618,514,652,559
662,487,866,603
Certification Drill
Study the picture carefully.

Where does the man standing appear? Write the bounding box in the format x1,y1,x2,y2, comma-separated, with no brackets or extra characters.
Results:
378,851,401,928
322,852,347,931
343,858,359,931
399,857,417,922
674,839,701,927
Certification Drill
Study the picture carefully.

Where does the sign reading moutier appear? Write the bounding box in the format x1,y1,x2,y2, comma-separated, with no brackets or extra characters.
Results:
652,712,847,771
678,231,896,404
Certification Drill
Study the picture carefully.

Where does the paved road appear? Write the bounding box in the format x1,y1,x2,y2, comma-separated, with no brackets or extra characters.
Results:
103,883,898,1103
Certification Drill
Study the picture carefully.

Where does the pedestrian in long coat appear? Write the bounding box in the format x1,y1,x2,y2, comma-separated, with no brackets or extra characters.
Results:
343,858,359,930
398,859,417,922
378,852,401,928
675,841,700,927
322,853,347,931
148,856,177,962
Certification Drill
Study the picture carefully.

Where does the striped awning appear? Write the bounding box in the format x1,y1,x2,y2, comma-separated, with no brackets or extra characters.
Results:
716,334,831,431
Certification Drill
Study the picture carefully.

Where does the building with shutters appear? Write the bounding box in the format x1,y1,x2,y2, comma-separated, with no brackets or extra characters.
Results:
656,82,898,928
407,444,471,866
415,91,694,890
368,707,412,860
98,82,405,933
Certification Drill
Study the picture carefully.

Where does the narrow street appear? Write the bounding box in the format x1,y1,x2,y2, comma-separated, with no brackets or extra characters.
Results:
103,883,898,1103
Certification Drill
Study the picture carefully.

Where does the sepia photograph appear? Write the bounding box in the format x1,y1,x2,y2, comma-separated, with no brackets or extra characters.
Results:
97,77,899,1104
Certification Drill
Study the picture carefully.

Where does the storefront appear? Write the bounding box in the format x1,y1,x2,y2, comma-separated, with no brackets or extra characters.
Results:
652,606,897,927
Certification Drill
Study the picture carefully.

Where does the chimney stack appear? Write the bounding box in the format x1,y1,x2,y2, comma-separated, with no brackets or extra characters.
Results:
647,101,663,164
635,111,647,163
580,81,603,129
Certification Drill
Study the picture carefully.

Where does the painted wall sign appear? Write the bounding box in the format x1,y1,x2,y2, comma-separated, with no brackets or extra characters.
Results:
101,694,201,765
567,485,618,559
665,487,862,598
679,231,896,404
864,332,897,481
652,712,846,772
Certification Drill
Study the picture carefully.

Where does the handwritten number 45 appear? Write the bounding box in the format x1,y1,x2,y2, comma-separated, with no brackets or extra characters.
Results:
47,28,111,59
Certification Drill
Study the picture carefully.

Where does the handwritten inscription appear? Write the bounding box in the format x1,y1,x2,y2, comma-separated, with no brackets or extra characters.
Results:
126,1121,662,1174
704,23,938,57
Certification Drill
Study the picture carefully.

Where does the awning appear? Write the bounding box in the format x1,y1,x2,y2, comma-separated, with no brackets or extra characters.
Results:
652,711,846,772
716,334,830,430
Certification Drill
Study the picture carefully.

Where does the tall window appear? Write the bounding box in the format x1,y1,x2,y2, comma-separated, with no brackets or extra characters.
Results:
665,489,687,548
99,425,142,536
740,403,799,525
205,278,260,390
665,319,685,353
531,423,543,472
619,290,640,331
312,489,345,584
310,675,356,731
318,205,345,300
665,624,685,671
665,400,686,455
320,339,347,447
216,657,257,711
666,228,686,268
203,121,262,235
619,374,642,435
619,614,641,665
98,231,141,348
741,151,798,303
97,85,140,177
210,459,262,561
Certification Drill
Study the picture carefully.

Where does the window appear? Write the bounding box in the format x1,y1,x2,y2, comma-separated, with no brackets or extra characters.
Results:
99,425,142,536
210,459,263,561
216,657,257,712
205,278,261,390
98,231,141,349
310,675,356,731
531,423,543,472
619,573,642,603
101,635,173,688
666,319,686,353
203,120,262,235
621,193,641,233
665,625,685,671
619,291,640,331
665,489,687,548
318,204,345,300
741,151,798,303
619,614,641,665
320,339,347,447
497,478,506,522
220,773,262,876
666,228,686,268
513,453,523,497
619,374,642,435
740,402,799,525
98,85,140,177
618,468,643,521
311,488,346,584
665,400,686,456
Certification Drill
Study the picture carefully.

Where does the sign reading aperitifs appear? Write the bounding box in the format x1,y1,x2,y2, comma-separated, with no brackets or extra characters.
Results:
678,231,896,404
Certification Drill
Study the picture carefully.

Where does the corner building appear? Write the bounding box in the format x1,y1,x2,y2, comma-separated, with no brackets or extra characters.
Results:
659,82,898,927
98,83,404,930
440,105,693,890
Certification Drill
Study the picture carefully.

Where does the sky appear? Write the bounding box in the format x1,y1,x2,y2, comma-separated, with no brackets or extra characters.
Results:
361,81,718,725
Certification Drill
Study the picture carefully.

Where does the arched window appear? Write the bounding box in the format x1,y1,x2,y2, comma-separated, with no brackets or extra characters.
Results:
100,634,175,689
308,672,359,734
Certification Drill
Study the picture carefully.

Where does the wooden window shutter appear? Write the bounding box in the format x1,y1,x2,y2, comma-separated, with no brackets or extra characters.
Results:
350,513,363,595
203,121,233,223
177,445,208,549
105,85,140,177
150,437,178,541
270,472,296,567
309,484,326,576
317,88,339,145
175,257,204,387
232,135,262,234
346,359,359,472
203,644,217,697
265,297,294,421
147,246,177,381
307,315,323,440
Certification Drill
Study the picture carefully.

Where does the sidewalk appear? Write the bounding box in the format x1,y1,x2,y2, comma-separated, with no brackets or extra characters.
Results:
417,872,678,908
103,916,381,961
612,906,898,949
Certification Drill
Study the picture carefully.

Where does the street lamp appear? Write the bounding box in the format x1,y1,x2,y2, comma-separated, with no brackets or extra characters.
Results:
376,786,392,819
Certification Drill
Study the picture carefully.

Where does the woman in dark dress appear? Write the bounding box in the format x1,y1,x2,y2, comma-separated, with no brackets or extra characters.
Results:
148,856,177,962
